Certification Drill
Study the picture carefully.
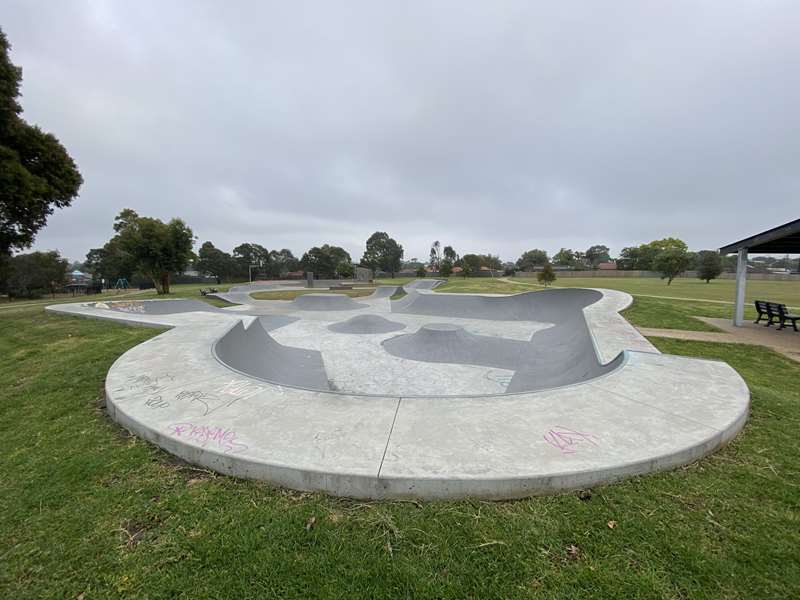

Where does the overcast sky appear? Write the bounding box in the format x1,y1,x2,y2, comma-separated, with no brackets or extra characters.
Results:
4,1,799,263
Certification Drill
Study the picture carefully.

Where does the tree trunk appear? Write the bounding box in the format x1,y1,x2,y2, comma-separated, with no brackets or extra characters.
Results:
149,273,164,294
161,272,171,294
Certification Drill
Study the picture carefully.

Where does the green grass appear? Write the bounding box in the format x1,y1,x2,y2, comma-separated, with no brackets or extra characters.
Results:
2,303,800,598
430,277,790,332
374,277,416,286
513,276,800,308
621,297,756,332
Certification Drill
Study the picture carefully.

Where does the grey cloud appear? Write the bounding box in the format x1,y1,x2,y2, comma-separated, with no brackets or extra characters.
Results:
4,0,798,262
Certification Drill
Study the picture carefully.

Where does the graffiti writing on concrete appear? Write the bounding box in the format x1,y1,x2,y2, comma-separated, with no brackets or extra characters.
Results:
171,380,264,416
543,426,599,455
145,396,169,409
174,390,213,414
168,422,249,454
112,374,176,408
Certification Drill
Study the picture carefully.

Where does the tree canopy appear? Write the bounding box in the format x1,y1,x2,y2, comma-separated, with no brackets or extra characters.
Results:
654,246,691,285
585,244,611,268
112,209,195,294
301,244,352,279
361,231,404,277
0,29,83,256
267,248,299,278
429,241,442,271
2,250,67,298
537,263,557,287
553,248,577,267
619,238,688,270
232,243,270,279
85,238,137,284
696,250,723,283
198,241,236,283
516,249,549,271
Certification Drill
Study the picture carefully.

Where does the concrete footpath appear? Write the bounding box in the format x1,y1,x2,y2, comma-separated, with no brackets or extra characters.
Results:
638,317,800,363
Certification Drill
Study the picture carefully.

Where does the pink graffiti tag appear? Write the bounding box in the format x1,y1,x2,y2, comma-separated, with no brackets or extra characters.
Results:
544,426,599,454
168,422,249,454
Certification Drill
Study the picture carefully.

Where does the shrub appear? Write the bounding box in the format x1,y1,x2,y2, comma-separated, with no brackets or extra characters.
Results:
537,263,556,287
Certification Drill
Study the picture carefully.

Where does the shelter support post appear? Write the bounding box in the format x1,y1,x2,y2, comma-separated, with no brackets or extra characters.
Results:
733,247,747,326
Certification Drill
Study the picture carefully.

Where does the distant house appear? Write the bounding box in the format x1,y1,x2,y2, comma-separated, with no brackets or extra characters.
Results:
597,261,617,270
285,270,305,279
69,269,92,284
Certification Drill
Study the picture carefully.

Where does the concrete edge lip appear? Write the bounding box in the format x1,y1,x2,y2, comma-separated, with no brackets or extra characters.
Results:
47,283,750,500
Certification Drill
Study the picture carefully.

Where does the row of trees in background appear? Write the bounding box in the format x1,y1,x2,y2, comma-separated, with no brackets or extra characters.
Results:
196,243,301,283
0,212,780,299
513,238,723,285
84,212,365,293
421,241,505,277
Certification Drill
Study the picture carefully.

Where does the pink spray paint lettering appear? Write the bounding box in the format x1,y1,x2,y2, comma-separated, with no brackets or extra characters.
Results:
168,422,249,454
544,426,599,454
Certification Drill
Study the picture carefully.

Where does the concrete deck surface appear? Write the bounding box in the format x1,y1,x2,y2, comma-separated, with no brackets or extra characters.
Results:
45,281,750,499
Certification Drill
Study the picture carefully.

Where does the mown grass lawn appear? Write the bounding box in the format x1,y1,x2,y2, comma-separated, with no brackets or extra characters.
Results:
2,299,799,598
435,277,792,331
510,275,800,308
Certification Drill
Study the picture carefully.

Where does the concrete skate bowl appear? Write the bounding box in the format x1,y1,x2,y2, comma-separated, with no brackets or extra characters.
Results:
288,293,369,311
48,281,751,500
212,288,623,396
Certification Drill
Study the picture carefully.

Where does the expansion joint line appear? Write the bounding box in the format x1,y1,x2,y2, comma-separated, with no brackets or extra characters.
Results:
377,398,402,479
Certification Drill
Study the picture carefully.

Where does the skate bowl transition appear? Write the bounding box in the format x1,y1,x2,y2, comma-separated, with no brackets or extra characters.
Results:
47,281,749,500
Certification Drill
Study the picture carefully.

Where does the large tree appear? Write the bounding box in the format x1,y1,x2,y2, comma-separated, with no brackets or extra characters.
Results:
361,231,404,277
0,29,82,256
553,248,576,267
461,254,483,274
85,237,137,284
301,244,352,278
112,209,195,294
197,241,236,283
620,238,688,271
585,244,611,268
232,243,270,280
654,246,691,285
266,248,299,278
516,249,549,271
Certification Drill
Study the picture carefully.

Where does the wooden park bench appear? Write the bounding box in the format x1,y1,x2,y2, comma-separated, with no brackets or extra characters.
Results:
200,287,218,296
755,300,799,331
754,300,770,324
